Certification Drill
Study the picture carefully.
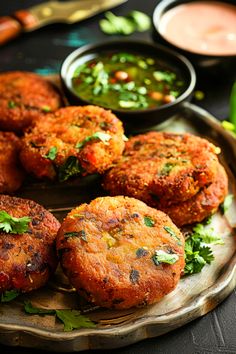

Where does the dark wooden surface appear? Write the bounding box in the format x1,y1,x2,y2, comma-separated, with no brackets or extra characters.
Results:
0,1,236,353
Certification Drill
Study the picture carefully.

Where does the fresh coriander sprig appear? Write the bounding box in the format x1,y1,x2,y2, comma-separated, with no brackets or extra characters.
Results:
0,211,31,234
184,222,224,275
24,301,96,332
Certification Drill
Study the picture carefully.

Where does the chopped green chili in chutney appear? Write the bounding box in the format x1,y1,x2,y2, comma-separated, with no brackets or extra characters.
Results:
72,52,185,110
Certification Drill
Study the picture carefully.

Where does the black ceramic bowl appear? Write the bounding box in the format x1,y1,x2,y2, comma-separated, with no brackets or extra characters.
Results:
61,40,196,132
153,0,236,78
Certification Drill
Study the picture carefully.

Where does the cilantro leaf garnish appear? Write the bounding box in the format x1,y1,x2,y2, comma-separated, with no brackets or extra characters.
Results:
24,301,96,332
8,100,17,109
152,250,179,266
128,10,151,32
0,211,31,234
184,222,223,275
1,290,20,302
220,194,233,214
55,309,96,332
24,301,55,315
159,163,176,176
99,12,135,35
163,226,182,245
64,230,87,242
76,132,111,150
58,156,82,182
44,146,57,161
99,11,150,36
144,216,155,227
41,105,52,112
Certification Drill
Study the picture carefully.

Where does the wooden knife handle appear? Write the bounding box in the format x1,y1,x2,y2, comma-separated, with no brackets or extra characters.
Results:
14,10,39,30
0,16,22,45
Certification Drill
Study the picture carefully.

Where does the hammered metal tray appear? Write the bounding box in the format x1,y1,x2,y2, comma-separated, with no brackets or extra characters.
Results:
0,102,235,352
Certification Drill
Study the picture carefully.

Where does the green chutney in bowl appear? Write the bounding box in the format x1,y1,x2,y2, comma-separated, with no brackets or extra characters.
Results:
61,40,196,131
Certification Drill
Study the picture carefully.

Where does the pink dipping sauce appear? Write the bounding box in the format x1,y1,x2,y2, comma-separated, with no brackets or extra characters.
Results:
159,1,236,56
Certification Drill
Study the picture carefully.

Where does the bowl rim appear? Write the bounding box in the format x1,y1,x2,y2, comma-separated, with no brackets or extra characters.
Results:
60,39,196,116
153,0,236,59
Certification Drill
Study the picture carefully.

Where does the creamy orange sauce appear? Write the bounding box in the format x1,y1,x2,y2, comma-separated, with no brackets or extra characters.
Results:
159,1,236,55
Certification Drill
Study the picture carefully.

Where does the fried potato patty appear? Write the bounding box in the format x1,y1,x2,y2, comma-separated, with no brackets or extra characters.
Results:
103,131,220,206
0,132,25,193
0,195,60,294
0,71,63,132
57,196,185,309
160,164,228,226
20,106,125,181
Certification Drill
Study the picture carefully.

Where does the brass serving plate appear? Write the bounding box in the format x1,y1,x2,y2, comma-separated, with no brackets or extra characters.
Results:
0,102,235,352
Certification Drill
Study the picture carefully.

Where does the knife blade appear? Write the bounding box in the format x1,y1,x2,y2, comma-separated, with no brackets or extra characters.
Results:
0,0,128,45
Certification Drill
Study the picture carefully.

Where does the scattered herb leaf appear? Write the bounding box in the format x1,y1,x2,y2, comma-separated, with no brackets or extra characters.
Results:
128,10,151,32
8,100,16,109
1,290,20,302
65,231,80,238
24,301,96,332
41,105,52,112
64,230,87,242
220,194,234,214
100,11,136,35
144,216,155,227
99,11,150,35
24,301,55,315
0,211,31,234
152,250,179,265
58,156,82,182
159,162,176,176
76,132,111,149
164,226,182,245
44,146,57,161
55,309,96,332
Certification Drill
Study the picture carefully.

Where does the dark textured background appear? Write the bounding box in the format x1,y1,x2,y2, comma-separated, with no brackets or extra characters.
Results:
0,1,236,353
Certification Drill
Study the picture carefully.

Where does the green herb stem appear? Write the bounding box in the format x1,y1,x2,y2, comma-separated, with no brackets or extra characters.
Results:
229,81,236,128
